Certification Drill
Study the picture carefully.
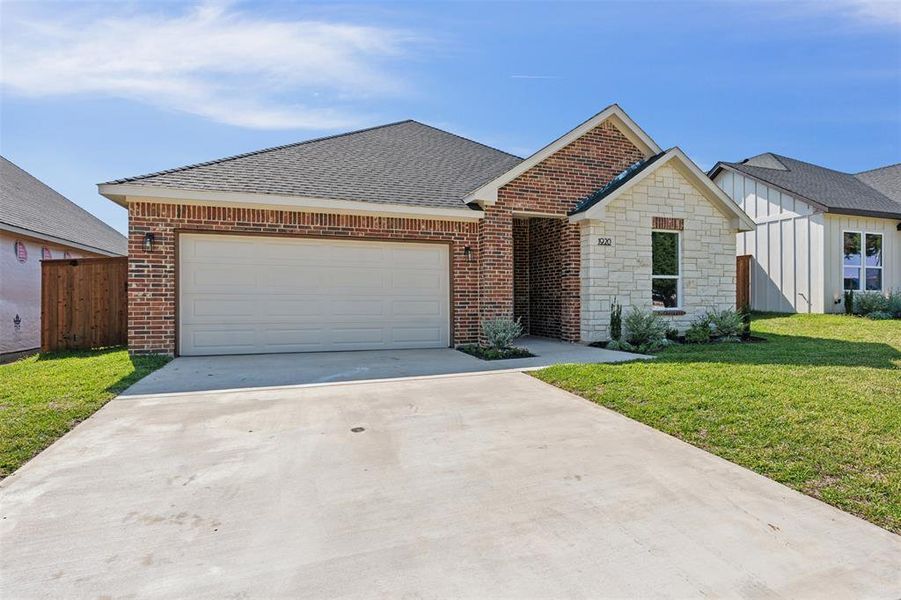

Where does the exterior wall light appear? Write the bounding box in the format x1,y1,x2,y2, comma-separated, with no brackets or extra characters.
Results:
143,232,155,253
463,246,474,262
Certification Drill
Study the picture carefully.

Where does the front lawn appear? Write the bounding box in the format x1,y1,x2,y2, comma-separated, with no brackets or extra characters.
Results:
0,348,169,478
534,314,901,533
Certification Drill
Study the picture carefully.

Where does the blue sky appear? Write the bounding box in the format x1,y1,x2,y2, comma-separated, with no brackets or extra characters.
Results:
1,0,899,235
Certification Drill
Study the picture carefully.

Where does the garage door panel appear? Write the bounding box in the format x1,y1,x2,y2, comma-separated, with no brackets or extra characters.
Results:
391,327,444,344
392,300,443,317
179,234,449,355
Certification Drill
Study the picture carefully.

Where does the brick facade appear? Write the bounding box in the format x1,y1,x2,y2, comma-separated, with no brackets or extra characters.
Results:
128,203,479,355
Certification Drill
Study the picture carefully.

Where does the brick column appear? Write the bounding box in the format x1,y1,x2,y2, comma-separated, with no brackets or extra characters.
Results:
478,205,514,338
560,221,581,342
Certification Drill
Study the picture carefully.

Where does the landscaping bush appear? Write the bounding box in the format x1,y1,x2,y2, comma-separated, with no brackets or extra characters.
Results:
887,289,901,318
707,308,743,341
844,289,855,315
617,307,669,353
481,317,523,350
685,316,712,344
853,292,890,316
665,327,679,342
609,298,623,342
866,311,893,320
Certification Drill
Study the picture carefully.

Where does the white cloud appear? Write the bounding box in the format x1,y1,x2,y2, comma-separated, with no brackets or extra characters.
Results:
841,0,901,25
0,2,416,129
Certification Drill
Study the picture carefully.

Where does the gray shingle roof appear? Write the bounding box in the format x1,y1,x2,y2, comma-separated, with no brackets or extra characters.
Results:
855,164,901,204
103,120,523,211
1,157,127,256
715,153,901,219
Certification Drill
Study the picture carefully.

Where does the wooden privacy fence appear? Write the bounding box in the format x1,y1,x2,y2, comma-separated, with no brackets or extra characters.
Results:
41,257,127,352
736,254,751,311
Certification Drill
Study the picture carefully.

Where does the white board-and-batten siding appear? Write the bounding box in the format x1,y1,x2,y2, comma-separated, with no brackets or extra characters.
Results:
822,214,900,312
714,169,824,313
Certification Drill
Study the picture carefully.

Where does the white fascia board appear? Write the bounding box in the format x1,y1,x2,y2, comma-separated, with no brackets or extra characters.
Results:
464,104,663,207
0,222,123,256
98,184,485,222
569,148,757,232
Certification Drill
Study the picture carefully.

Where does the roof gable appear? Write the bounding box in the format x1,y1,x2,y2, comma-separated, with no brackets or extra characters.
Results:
710,154,901,219
571,148,755,231
464,104,662,206
100,121,522,213
1,157,126,256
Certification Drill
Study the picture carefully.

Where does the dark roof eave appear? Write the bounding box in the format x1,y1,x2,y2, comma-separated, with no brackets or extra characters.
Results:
827,207,901,220
570,151,668,216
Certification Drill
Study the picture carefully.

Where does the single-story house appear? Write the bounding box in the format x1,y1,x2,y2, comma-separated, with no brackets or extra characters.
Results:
710,154,900,313
1,156,127,360
99,105,754,356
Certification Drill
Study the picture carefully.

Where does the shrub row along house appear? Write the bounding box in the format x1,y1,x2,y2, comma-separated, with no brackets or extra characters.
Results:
711,155,900,313
99,105,754,356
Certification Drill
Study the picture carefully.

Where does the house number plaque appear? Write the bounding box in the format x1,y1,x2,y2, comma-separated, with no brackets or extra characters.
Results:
597,237,613,246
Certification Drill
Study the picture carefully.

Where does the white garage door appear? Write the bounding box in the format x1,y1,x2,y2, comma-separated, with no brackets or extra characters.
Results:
179,234,450,356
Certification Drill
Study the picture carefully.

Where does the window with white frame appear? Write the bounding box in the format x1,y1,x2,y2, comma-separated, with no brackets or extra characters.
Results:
652,230,680,308
843,231,883,292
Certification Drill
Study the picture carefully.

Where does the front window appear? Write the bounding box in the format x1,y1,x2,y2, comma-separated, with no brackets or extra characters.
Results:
843,232,883,292
652,230,680,308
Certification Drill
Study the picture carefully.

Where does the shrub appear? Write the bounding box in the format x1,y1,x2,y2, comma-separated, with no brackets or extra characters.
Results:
622,308,669,353
609,298,623,341
481,317,523,350
844,289,855,315
739,307,752,341
665,327,680,342
707,308,743,341
887,289,901,318
866,311,893,320
853,292,889,316
685,316,712,344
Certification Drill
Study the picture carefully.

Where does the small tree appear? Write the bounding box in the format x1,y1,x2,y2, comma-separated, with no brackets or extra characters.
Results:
609,297,623,341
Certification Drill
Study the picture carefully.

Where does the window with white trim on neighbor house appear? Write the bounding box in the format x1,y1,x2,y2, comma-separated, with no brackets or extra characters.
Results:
843,231,883,292
652,230,680,308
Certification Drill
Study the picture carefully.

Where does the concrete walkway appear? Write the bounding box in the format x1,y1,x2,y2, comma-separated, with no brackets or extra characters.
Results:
2,372,898,599
122,336,648,396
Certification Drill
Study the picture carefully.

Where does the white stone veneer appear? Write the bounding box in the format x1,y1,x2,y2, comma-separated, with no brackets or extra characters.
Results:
580,164,737,341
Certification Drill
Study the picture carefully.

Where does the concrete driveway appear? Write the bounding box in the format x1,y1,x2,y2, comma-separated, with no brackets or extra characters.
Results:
2,372,899,599
122,336,648,396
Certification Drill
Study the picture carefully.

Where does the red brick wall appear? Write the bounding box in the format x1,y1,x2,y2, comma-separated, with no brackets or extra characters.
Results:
484,120,645,342
512,218,530,332
528,218,562,338
128,203,479,355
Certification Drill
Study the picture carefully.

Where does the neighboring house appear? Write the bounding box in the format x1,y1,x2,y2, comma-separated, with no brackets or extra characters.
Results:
1,157,127,359
710,155,901,313
99,105,753,357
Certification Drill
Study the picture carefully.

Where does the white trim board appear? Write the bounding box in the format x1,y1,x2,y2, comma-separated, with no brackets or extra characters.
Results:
0,222,123,257
98,184,485,222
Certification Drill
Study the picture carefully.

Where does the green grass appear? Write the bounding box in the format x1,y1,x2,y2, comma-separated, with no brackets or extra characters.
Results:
0,348,170,478
533,314,901,533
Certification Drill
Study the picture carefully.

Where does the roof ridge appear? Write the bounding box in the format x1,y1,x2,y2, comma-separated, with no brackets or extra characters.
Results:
407,120,524,161
100,119,417,185
855,162,901,176
767,152,856,176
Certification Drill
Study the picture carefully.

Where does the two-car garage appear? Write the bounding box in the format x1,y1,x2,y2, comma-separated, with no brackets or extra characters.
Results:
178,234,451,356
